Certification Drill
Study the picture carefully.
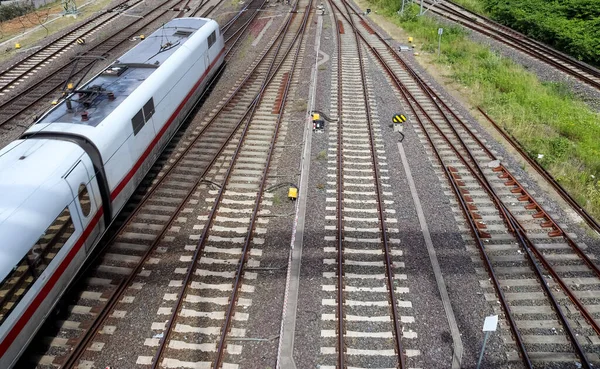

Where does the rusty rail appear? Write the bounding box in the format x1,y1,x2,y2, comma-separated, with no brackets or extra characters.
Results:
428,1,600,90
60,8,298,367
334,1,598,366
149,2,312,367
0,0,184,129
478,107,600,235
0,0,137,94
330,0,406,366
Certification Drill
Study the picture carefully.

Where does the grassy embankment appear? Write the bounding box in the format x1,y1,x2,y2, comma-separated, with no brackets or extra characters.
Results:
364,0,600,221
0,0,112,62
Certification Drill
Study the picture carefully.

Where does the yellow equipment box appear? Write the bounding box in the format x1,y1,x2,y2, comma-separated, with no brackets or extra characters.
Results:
288,187,298,200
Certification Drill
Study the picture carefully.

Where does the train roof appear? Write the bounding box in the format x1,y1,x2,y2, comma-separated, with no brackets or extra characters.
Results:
0,139,83,282
37,18,215,128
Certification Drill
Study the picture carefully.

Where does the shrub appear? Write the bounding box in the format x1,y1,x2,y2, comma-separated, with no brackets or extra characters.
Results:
0,1,34,23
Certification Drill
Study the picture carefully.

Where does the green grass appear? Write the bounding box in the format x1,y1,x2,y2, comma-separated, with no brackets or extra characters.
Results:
365,0,600,220
0,0,113,62
446,0,488,15
272,193,282,206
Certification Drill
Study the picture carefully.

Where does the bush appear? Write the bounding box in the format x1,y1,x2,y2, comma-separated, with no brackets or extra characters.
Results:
0,1,34,22
482,0,600,66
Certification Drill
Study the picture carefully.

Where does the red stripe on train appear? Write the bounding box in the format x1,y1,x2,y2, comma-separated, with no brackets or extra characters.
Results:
0,47,224,359
110,48,225,201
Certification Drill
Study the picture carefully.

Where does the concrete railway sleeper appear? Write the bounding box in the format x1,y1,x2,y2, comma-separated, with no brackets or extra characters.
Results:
18,7,297,367
331,1,600,367
148,2,312,367
329,0,411,367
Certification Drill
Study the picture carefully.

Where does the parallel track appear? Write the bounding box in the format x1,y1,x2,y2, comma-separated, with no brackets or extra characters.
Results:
149,2,311,366
477,107,600,235
0,0,139,99
427,0,600,91
0,0,186,130
16,4,293,367
322,0,416,367
335,1,600,366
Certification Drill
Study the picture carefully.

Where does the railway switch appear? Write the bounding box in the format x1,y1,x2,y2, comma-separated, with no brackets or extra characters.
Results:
288,187,298,200
76,38,86,45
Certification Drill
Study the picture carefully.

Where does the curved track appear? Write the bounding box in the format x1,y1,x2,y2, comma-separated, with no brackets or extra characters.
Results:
427,0,600,91
0,0,140,98
334,0,600,367
17,1,306,367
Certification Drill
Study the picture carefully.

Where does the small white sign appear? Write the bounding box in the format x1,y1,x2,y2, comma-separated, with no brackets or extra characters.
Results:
438,28,444,35
483,315,498,332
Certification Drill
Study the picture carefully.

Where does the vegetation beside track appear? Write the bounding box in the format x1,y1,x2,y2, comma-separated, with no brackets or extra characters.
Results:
458,0,599,67
0,1,34,23
0,0,112,61
361,0,600,221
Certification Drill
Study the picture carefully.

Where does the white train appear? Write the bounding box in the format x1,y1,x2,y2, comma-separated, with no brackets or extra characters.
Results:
0,17,224,367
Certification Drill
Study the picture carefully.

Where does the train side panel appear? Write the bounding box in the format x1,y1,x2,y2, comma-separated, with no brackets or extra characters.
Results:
105,22,224,217
0,151,100,368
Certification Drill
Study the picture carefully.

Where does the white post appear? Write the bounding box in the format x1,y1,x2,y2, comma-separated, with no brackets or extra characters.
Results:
437,28,443,58
477,315,498,369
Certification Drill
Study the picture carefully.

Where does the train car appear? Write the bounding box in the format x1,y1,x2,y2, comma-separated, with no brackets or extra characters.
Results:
0,17,224,368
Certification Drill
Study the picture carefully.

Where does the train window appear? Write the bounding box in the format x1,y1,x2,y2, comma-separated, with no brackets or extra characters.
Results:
0,207,74,325
78,184,91,217
132,109,145,135
143,98,155,121
208,31,216,48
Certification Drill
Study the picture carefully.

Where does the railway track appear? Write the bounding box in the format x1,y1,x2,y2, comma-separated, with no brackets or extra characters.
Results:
332,1,600,366
149,5,310,367
476,107,600,235
426,0,600,91
0,0,141,99
17,2,307,367
0,0,188,131
318,0,420,367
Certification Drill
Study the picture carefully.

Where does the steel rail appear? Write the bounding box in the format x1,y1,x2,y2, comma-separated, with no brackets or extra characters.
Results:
441,1,600,80
348,0,600,293
375,36,600,338
212,7,311,367
64,11,293,301
477,107,600,235
223,0,268,50
409,74,600,337
367,27,600,297
0,0,135,91
149,3,310,367
338,6,596,366
427,3,600,90
330,4,346,368
335,0,407,366
59,9,294,367
0,0,184,129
